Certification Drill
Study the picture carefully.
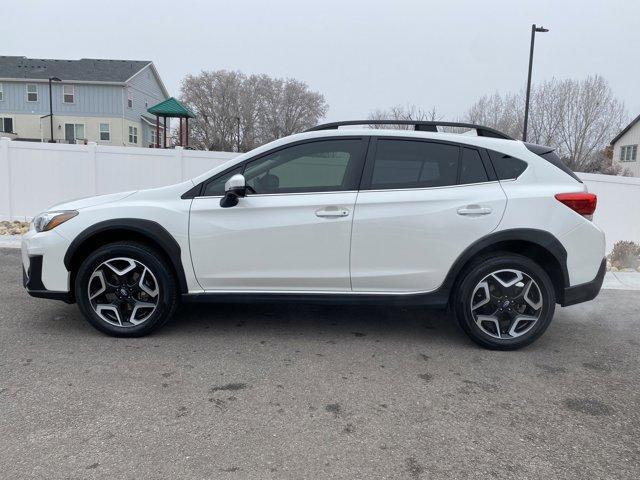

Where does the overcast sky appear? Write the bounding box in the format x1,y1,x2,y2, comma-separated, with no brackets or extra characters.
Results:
6,0,640,123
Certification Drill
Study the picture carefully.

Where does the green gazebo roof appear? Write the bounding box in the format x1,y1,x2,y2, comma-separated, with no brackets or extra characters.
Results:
147,97,195,118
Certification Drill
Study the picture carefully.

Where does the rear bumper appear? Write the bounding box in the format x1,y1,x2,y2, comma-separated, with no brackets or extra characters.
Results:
23,254,73,303
560,258,606,307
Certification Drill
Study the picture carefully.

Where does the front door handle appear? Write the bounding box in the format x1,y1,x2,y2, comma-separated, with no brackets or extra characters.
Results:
315,207,350,218
457,205,493,216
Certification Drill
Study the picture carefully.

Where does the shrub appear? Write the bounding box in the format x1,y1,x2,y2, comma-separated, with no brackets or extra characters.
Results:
609,240,640,270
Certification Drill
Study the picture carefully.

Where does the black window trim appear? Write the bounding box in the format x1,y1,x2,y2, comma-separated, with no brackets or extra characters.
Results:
359,136,497,192
479,148,498,182
183,136,371,199
459,146,492,185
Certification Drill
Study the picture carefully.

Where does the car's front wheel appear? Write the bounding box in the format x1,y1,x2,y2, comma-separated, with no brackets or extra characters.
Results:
453,252,556,350
75,241,178,337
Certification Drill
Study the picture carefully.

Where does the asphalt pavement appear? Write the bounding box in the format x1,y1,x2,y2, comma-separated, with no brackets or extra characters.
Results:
1,248,639,479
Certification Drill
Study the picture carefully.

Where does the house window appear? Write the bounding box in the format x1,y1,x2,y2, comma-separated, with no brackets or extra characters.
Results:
99,123,110,141
127,90,133,108
0,83,3,102
620,145,638,162
0,117,14,133
150,128,158,147
26,84,38,102
63,85,74,103
128,126,138,144
64,123,85,143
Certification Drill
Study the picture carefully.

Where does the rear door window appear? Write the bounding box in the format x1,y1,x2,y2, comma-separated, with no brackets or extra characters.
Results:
369,139,460,189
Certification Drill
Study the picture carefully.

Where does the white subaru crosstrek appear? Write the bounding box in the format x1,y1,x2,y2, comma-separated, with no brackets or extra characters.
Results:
22,121,605,349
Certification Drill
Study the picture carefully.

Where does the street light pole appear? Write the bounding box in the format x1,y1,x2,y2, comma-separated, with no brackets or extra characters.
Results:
522,24,549,142
48,77,61,143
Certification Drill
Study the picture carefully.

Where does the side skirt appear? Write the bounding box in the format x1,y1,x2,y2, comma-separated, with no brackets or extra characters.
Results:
181,290,451,307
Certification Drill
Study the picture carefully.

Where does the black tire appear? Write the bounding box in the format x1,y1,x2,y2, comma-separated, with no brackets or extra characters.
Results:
452,252,556,350
75,241,179,337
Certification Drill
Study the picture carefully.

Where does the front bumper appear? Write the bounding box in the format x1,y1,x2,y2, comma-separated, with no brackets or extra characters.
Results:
23,254,73,303
21,228,73,303
560,258,606,307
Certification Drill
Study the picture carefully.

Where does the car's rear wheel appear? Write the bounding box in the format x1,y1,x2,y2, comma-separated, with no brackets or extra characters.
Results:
453,252,556,350
75,242,178,337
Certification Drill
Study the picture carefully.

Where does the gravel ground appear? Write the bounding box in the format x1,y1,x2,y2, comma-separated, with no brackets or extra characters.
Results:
0,221,29,236
1,247,639,479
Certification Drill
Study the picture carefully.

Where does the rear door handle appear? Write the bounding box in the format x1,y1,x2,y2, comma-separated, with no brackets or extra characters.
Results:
457,205,492,216
315,207,350,218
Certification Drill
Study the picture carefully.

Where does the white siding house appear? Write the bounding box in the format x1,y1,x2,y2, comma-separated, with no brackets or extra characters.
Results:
611,113,640,176
0,57,169,147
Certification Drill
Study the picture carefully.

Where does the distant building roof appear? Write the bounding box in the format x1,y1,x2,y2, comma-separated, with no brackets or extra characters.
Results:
147,97,195,118
611,113,640,145
0,56,152,83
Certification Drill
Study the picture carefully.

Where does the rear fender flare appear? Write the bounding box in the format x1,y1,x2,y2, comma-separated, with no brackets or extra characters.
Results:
441,228,569,297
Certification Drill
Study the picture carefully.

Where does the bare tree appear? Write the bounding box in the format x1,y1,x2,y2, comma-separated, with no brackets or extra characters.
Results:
466,92,524,140
465,75,627,173
180,70,328,151
179,70,243,151
554,75,626,171
526,79,564,146
237,74,266,151
368,104,442,129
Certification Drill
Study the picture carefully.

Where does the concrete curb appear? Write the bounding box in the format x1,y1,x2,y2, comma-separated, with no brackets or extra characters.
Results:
603,271,640,291
0,235,21,249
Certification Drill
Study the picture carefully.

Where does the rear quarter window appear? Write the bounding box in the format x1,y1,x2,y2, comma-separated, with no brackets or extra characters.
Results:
487,150,528,180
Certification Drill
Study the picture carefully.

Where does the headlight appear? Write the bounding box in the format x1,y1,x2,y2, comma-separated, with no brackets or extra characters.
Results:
33,210,78,232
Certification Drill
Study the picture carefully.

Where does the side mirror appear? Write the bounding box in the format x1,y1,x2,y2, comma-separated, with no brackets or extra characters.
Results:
220,174,247,208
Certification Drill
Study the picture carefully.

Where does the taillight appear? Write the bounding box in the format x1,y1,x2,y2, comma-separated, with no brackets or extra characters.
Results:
555,192,597,219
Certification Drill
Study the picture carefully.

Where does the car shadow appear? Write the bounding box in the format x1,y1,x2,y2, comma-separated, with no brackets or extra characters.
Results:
157,301,467,346
15,282,467,347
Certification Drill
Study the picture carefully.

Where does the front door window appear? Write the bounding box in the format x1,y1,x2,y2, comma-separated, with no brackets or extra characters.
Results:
243,139,365,194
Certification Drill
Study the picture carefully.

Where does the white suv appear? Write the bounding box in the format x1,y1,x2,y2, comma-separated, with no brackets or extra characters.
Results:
22,121,605,349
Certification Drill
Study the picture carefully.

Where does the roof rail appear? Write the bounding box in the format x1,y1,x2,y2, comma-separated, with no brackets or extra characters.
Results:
306,120,513,140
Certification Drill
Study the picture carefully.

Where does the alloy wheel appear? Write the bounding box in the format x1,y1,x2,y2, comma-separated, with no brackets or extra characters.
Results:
87,257,160,327
470,269,543,340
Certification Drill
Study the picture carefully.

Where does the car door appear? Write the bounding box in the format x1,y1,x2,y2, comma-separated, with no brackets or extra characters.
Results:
189,137,368,292
350,137,507,293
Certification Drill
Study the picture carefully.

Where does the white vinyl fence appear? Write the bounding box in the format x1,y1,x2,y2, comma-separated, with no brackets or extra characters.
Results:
0,138,236,222
1,138,639,252
578,173,640,252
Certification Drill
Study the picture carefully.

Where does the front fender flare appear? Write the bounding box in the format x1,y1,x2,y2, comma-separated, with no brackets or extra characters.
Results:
63,218,188,294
